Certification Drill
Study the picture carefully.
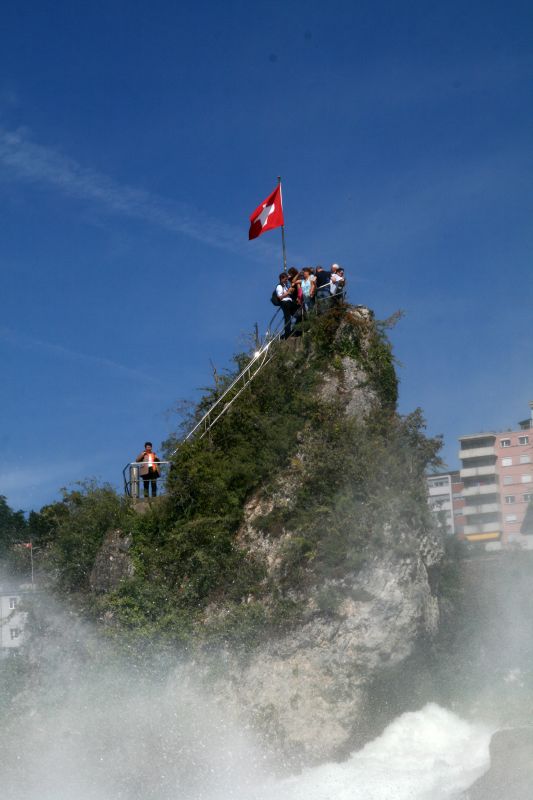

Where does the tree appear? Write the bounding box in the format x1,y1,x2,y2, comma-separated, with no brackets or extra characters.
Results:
0,495,27,558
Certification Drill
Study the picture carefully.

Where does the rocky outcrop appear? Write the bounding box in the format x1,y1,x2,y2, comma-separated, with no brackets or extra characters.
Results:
464,728,533,800
89,529,134,593
208,542,442,764
88,306,442,765
198,312,443,764
319,307,380,419
319,354,378,418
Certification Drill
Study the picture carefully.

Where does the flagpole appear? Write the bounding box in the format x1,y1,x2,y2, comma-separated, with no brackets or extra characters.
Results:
277,176,287,272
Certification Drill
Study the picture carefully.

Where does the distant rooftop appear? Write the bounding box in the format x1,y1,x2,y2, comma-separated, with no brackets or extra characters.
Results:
459,432,496,441
459,402,533,439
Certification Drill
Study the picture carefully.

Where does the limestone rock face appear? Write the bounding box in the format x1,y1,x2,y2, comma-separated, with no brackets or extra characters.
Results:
89,529,134,593
212,545,440,764
319,307,380,420
319,352,379,420
200,315,443,764
207,528,441,764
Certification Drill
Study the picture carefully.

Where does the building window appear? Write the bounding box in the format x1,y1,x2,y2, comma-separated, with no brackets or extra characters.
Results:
429,478,449,488
503,476,514,485
519,436,529,445
505,514,518,522
502,457,513,466
521,475,532,484
520,455,531,464
10,628,20,640
9,597,17,610
501,439,512,448
505,496,515,504
524,493,533,502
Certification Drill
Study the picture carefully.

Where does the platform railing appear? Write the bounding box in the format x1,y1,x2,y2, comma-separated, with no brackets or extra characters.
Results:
123,461,172,498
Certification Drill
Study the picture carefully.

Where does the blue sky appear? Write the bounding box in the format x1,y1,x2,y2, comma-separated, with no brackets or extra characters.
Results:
1,0,532,512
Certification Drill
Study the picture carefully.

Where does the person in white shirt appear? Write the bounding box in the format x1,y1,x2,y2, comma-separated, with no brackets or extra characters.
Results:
330,263,341,295
276,272,296,339
330,263,346,303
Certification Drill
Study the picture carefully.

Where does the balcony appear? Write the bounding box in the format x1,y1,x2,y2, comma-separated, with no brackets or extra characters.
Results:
463,522,503,535
460,465,497,478
429,501,452,512
463,503,500,516
459,446,496,460
462,484,499,497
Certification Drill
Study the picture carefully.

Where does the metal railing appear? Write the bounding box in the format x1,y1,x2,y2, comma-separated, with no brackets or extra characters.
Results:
123,461,172,498
172,283,348,448
177,330,283,446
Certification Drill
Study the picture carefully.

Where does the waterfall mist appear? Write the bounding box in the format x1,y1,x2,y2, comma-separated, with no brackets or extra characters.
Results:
1,591,494,800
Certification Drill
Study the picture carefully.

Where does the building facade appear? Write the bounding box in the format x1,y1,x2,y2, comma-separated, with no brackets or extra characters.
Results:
458,402,533,549
459,432,501,544
494,426,532,545
427,471,465,535
426,402,533,549
0,587,28,653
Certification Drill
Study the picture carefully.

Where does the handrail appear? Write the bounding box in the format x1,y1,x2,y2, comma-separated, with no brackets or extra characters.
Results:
195,334,282,436
266,305,282,337
171,284,347,452
122,461,171,498
174,311,288,451
180,344,274,444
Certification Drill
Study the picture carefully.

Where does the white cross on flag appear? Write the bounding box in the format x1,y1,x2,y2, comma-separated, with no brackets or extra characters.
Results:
248,184,284,240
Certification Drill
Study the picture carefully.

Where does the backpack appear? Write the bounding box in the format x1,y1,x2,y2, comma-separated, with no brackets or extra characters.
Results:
270,289,281,307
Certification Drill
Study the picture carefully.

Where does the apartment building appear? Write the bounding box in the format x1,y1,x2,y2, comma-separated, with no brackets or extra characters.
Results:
459,402,533,548
426,403,533,548
427,471,465,536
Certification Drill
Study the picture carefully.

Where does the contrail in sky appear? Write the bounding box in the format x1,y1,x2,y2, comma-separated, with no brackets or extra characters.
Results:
0,126,281,262
0,326,162,386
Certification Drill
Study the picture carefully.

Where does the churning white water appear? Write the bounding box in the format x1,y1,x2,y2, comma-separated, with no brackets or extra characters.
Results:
2,657,491,800
262,704,492,800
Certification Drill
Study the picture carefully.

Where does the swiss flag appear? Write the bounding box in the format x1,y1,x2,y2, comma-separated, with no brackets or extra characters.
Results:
248,184,284,240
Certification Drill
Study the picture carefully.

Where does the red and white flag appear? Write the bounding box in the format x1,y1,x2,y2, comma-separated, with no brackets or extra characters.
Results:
248,184,284,240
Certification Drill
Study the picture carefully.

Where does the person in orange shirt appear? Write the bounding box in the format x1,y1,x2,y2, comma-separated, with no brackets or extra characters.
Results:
136,441,161,498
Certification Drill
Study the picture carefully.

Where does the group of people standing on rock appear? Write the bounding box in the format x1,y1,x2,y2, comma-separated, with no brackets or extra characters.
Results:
275,264,346,339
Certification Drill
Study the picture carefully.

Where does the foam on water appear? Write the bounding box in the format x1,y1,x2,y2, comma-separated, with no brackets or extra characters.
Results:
261,703,492,800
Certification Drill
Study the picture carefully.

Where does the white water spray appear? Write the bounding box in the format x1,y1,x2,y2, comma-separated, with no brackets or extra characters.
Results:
262,704,492,800
1,655,491,800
